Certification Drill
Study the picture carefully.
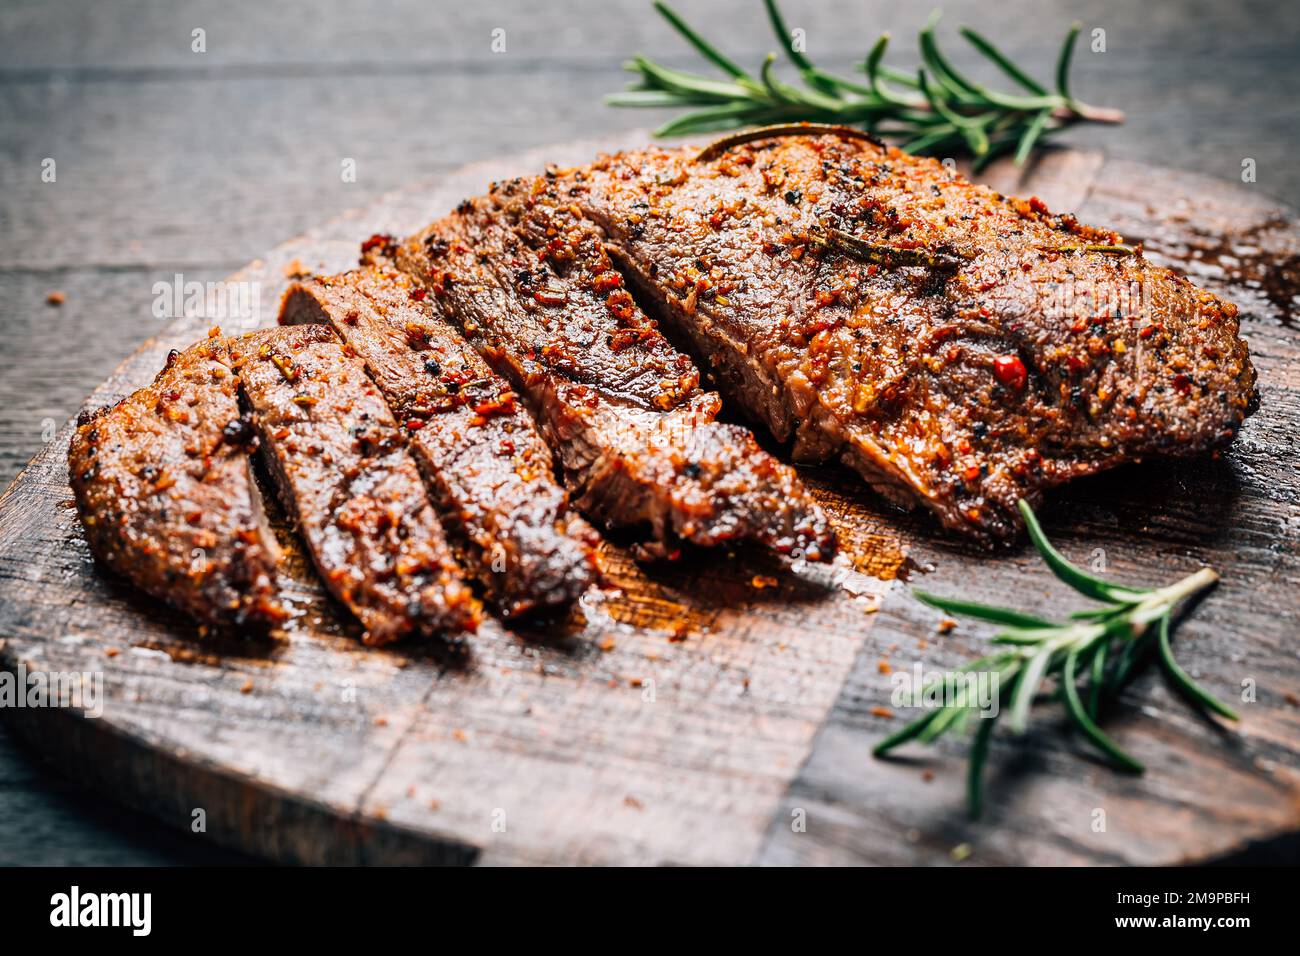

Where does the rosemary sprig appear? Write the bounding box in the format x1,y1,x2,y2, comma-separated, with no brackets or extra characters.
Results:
608,1,1124,168
874,499,1236,818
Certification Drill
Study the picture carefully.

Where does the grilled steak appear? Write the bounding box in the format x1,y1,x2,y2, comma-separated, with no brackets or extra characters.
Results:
393,192,835,561
68,333,285,630
230,324,480,643
279,269,597,616
557,128,1257,540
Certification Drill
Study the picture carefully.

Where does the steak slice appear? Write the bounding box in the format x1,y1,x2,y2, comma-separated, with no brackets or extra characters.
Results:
392,191,835,561
560,130,1257,540
279,269,597,616
68,333,285,631
231,325,480,643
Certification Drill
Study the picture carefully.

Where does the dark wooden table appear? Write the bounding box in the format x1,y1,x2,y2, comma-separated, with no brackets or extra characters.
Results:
1,0,1297,865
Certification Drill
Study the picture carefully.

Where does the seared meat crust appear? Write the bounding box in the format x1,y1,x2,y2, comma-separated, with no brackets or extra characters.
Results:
231,324,480,642
395,189,835,561
279,269,597,616
563,132,1257,540
68,334,285,630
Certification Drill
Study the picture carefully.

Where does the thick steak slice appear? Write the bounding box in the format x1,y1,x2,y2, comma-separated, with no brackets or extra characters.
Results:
68,333,284,631
393,193,835,561
231,325,480,643
558,131,1258,540
279,269,597,616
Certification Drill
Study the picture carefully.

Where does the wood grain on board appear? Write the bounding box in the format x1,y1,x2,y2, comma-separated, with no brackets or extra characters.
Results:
1,137,1298,865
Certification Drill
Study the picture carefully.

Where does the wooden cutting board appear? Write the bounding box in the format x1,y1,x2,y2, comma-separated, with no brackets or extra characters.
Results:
1,135,1297,866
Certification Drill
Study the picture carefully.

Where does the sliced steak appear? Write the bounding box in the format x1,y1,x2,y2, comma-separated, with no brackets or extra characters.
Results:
68,333,285,630
393,192,835,561
559,129,1257,540
230,324,480,643
279,269,597,616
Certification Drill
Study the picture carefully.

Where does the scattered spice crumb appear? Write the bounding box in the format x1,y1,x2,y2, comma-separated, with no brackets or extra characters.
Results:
46,290,66,306
597,636,616,652
751,574,778,590
921,769,935,783
452,728,468,742
624,795,644,810
877,659,892,674
104,647,120,658
871,706,894,719
428,799,441,811
239,678,254,694
937,617,958,634
1283,691,1299,707
373,715,389,727
629,677,643,687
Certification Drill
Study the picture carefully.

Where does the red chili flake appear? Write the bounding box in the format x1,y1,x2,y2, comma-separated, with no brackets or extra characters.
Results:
533,288,567,306
405,419,426,431
409,287,427,302
606,289,636,322
992,354,1027,391
361,233,395,255
1172,373,1193,395
590,271,622,293
472,390,519,419
1138,324,1158,339
404,324,429,349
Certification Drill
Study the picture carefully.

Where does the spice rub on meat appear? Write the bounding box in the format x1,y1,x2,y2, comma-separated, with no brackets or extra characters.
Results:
279,269,597,616
561,128,1256,540
392,189,835,561
231,325,480,643
68,332,285,630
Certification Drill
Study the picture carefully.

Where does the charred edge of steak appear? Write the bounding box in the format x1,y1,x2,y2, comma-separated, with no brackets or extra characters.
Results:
230,324,481,643
279,270,599,617
397,191,835,561
561,136,1257,542
67,333,286,631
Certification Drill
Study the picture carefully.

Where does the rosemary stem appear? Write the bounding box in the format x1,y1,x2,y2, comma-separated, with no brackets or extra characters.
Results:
611,2,1124,165
1056,102,1126,124
1129,567,1219,633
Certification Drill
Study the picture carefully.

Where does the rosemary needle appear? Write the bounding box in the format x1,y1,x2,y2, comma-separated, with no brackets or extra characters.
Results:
607,1,1124,167
874,499,1235,818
